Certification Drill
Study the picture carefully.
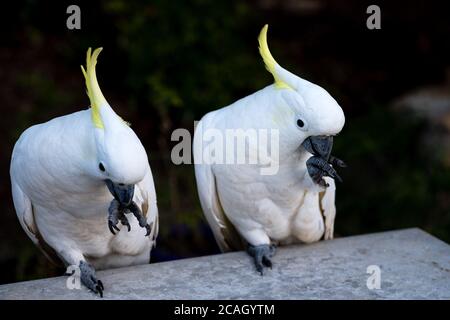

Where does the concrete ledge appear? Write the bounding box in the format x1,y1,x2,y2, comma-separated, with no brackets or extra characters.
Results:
0,228,449,299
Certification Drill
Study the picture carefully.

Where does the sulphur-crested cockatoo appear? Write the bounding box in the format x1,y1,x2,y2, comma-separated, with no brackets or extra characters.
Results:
193,25,346,274
10,48,158,296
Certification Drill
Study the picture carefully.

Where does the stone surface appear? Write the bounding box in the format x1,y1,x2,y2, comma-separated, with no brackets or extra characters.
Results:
0,228,449,300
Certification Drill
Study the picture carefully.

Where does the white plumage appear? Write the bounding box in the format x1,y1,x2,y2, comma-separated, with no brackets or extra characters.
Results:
10,48,158,295
194,25,345,271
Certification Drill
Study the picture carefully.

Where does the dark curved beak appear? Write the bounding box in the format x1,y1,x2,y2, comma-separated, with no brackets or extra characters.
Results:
301,135,334,160
105,179,135,206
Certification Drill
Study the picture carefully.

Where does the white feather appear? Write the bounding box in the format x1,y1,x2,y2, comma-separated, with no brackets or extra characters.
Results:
194,58,344,249
10,109,158,270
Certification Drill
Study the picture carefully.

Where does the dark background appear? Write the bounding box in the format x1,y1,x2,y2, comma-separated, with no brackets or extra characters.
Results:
1,0,449,284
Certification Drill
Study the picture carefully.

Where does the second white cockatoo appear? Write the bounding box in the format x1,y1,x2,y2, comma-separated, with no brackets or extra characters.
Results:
10,48,158,296
194,25,346,274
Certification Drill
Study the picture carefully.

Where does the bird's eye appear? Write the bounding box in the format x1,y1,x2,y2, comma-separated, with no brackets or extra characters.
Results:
99,163,106,172
297,119,305,128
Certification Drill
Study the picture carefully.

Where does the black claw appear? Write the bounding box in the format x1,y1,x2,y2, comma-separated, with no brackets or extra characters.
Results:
129,201,150,235
97,280,104,291
108,199,124,235
262,256,272,268
306,154,344,186
119,215,131,232
324,163,342,182
96,283,103,298
330,156,347,168
108,222,116,235
247,244,276,276
303,135,346,187
108,199,151,237
254,261,264,276
145,224,151,236
79,261,104,298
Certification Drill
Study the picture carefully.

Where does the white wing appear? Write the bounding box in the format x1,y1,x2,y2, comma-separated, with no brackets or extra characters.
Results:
10,172,61,265
193,118,244,252
320,177,337,240
135,163,159,248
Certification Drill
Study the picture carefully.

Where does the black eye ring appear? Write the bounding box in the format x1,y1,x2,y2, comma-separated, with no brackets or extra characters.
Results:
297,119,305,128
99,163,106,172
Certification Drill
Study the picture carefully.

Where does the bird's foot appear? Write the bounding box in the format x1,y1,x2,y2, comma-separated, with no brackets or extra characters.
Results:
108,199,131,234
306,155,343,187
247,244,276,276
79,261,104,298
108,199,130,235
108,200,150,236
128,201,152,236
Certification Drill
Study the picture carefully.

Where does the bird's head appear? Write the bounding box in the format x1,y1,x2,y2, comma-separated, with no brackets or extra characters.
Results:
81,48,148,206
258,25,345,156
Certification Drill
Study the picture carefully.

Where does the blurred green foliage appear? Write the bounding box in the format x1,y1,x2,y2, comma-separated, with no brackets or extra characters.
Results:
335,107,450,241
104,0,266,115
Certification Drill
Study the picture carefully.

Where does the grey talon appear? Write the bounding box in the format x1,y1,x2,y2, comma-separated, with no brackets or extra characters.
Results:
79,261,104,298
105,180,145,235
129,201,150,235
119,214,131,232
145,224,152,237
108,199,134,234
306,155,343,186
329,155,347,168
97,280,104,291
108,221,117,235
302,135,346,186
247,244,276,275
262,255,272,268
108,198,148,236
107,199,121,235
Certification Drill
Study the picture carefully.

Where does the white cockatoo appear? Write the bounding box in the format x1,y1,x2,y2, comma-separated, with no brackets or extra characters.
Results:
193,25,346,274
10,48,158,296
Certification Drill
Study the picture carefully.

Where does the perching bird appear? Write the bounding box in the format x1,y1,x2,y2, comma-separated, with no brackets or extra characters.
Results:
10,48,158,296
193,25,346,274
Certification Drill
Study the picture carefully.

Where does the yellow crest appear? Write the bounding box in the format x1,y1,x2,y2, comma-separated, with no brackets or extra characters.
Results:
258,25,291,90
81,47,106,129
